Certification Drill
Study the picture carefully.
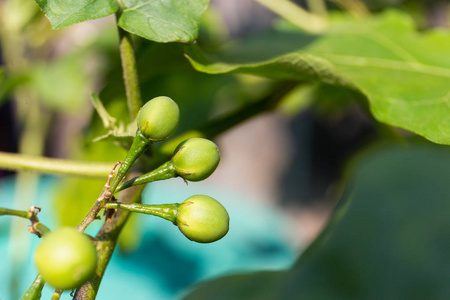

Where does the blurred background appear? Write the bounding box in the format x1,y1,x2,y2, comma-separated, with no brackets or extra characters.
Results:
1,0,450,299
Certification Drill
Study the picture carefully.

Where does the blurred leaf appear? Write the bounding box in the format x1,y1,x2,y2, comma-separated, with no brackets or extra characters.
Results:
277,83,317,116
53,140,125,227
34,0,118,29
28,53,94,112
185,10,450,145
118,212,142,253
118,0,209,43
184,143,450,299
0,71,29,106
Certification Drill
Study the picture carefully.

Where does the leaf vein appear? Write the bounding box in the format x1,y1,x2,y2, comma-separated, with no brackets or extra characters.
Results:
327,54,450,78
124,0,158,11
129,9,191,38
53,0,97,28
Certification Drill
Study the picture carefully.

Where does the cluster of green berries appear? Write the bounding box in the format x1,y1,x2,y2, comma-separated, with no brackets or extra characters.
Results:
34,96,229,291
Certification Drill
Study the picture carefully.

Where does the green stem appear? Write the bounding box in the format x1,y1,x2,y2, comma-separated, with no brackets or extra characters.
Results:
0,152,114,178
20,274,45,300
0,206,50,237
306,0,327,16
105,202,179,224
109,130,151,193
116,10,142,120
200,82,296,138
74,184,146,299
115,160,177,192
29,221,51,237
50,290,62,300
254,0,327,33
329,0,369,18
0,207,32,219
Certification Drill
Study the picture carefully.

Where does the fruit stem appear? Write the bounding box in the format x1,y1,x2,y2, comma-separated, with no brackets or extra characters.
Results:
105,202,180,224
20,274,45,300
115,160,177,192
108,130,151,194
50,289,63,300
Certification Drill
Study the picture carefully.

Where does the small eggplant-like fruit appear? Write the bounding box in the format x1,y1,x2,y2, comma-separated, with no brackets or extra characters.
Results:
176,195,229,243
172,138,220,181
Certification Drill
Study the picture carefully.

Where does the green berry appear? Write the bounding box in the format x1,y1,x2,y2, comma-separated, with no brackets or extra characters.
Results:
34,227,97,290
172,138,220,181
138,96,180,142
176,195,229,243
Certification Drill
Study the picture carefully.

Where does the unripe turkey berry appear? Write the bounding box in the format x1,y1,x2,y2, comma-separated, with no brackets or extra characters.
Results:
34,227,97,290
176,195,229,243
172,138,220,181
138,96,180,142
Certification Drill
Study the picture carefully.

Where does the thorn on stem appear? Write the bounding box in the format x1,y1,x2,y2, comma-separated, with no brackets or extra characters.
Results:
29,206,42,214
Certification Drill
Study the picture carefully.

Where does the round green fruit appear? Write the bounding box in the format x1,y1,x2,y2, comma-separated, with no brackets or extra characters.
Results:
34,227,97,290
172,138,220,181
138,96,180,142
176,195,229,243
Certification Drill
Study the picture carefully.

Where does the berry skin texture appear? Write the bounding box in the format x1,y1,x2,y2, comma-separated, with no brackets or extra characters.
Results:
172,138,220,181
176,195,229,243
34,227,97,290
138,96,180,142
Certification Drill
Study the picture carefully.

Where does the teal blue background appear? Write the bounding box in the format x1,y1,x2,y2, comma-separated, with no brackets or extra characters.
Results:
0,176,298,299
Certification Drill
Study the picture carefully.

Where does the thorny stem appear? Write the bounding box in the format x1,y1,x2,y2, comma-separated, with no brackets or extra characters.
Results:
74,183,145,299
76,6,146,258
0,206,50,238
76,162,122,232
116,9,142,120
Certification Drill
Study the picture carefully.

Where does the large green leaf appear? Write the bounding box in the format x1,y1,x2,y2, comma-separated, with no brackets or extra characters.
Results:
183,143,450,299
118,0,209,43
185,11,450,145
34,0,118,29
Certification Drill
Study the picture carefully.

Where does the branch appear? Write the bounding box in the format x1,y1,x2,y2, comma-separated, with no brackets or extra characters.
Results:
21,274,45,300
0,206,50,237
0,151,114,178
74,182,146,299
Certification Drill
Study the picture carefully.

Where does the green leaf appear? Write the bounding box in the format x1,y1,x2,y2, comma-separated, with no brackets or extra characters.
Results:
34,0,118,29
185,11,450,145
183,143,450,299
118,0,209,43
